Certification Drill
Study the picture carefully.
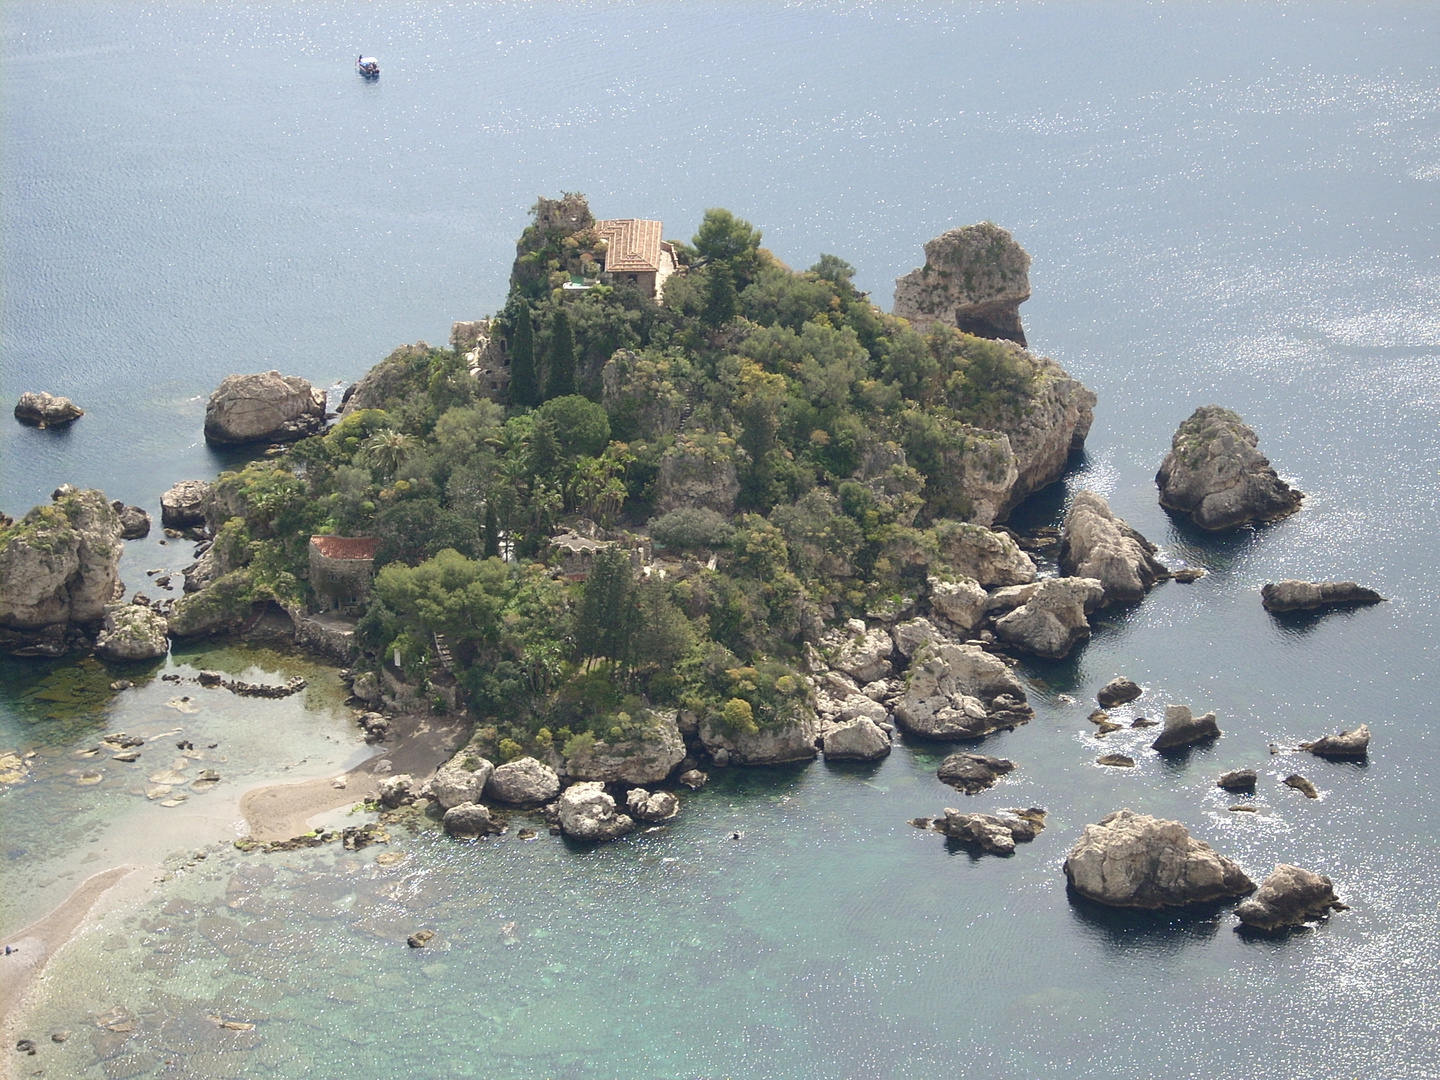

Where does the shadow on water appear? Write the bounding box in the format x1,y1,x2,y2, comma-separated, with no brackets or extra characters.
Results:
1065,886,1229,953
1154,736,1222,775
1265,605,1384,638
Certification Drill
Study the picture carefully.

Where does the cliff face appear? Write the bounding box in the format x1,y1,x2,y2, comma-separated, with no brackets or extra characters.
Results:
0,487,122,630
995,353,1096,516
893,223,1032,344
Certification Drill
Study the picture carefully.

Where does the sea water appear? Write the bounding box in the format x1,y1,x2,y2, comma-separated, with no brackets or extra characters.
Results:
3,3,1439,1077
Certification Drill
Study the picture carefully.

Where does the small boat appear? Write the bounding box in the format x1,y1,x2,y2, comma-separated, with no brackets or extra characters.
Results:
356,55,379,79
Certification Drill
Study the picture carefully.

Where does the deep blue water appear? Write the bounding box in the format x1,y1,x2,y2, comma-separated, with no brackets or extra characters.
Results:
3,3,1439,1077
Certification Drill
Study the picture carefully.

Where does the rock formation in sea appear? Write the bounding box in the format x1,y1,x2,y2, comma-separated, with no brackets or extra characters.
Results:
893,222,1032,344
443,802,503,839
992,577,1105,659
94,603,169,661
1217,768,1258,792
557,781,635,841
111,501,152,540
820,717,892,762
484,756,561,806
1234,865,1347,932
625,787,681,823
1156,406,1303,530
1261,580,1386,613
1300,725,1370,760
892,642,1033,739
1060,491,1168,604
933,807,1046,854
160,480,210,530
0,486,123,634
1063,809,1255,909
936,751,1015,794
429,751,497,810
13,391,84,428
1150,703,1222,752
698,705,821,766
1096,676,1143,709
204,371,327,445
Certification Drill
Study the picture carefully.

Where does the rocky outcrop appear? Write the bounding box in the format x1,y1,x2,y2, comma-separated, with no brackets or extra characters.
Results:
1097,677,1143,709
1063,809,1255,909
430,753,496,810
892,223,1032,344
934,807,1045,854
443,802,503,839
890,617,947,663
995,354,1096,516
1284,774,1320,799
1300,725,1370,760
1151,704,1222,752
14,392,84,428
1157,406,1303,530
94,604,169,661
652,434,740,515
165,569,256,639
1235,865,1346,932
564,710,686,785
821,718,892,762
1261,581,1386,614
1060,491,1167,604
992,577,1105,659
933,523,1036,587
111,502,151,540
484,757,561,806
925,576,989,636
820,619,895,684
378,774,415,809
699,706,821,766
1217,769,1257,793
892,642,1033,739
936,752,1014,794
557,782,635,841
160,481,210,530
204,371,327,445
0,487,122,631
625,787,680,823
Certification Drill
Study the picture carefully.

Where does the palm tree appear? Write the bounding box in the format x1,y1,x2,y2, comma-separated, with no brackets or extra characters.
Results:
359,428,416,479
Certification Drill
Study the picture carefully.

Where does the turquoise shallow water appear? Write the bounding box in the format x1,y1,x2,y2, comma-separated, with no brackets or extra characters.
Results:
4,2,1440,1077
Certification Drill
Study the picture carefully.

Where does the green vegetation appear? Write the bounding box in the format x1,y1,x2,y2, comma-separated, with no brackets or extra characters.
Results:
195,195,1053,761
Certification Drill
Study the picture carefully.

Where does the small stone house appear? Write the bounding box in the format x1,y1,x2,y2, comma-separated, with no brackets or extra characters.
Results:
595,219,678,301
309,535,379,613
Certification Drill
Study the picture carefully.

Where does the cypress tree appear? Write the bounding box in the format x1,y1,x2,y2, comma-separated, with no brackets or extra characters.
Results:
702,262,738,328
545,308,576,400
482,501,501,559
574,546,634,664
508,303,539,408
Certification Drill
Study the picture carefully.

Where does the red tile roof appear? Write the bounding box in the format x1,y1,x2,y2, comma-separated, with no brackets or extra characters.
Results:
310,535,379,560
596,219,665,273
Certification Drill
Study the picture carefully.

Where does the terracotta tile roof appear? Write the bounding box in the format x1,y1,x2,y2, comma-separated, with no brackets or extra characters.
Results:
596,219,665,273
310,535,379,560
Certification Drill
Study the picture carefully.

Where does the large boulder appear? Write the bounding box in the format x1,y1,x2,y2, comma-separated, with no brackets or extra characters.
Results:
932,523,1036,587
992,577,1105,659
1300,725,1370,760
204,371,327,446
819,620,895,684
1261,581,1386,613
1151,704,1222,752
557,782,635,842
1059,491,1168,604
890,617,948,663
936,752,1014,795
1063,809,1255,909
625,787,681,823
935,808,1045,854
1234,865,1346,932
0,487,122,631
111,502,152,540
14,391,84,428
892,223,1032,344
1096,677,1143,709
1157,406,1303,530
699,705,821,766
94,604,169,661
484,757,561,806
564,710,686,786
430,753,496,810
926,576,989,635
821,718,892,762
443,802,503,839
892,642,1033,740
160,480,210,530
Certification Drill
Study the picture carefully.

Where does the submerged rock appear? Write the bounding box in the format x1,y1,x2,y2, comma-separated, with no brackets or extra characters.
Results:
1063,808,1255,909
1096,754,1135,768
1060,491,1168,604
1151,704,1222,752
1234,864,1346,932
935,807,1046,855
936,752,1015,794
204,371,327,445
485,757,561,807
14,391,84,428
1096,676,1143,709
892,642,1033,740
1300,725,1370,760
1156,406,1303,530
557,782,635,841
1261,581,1386,614
993,577,1105,659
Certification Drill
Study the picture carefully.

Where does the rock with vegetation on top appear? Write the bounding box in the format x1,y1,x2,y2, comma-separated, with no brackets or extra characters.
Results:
14,391,84,428
557,781,635,842
1300,725,1370,760
651,433,741,515
0,487,122,632
1234,864,1346,932
443,802,503,839
892,223,1033,344
564,709,686,786
932,523,1037,588
935,807,1045,854
892,642,1033,739
160,480,210,530
1060,491,1168,604
699,702,821,766
430,752,496,810
485,757,561,807
94,603,169,661
1096,676,1143,709
204,371,327,445
821,620,895,684
1261,581,1386,614
821,718,892,762
993,577,1105,659
1157,406,1303,530
1063,808,1255,909
111,502,151,540
925,576,989,635
166,569,256,639
625,787,681,823
889,617,948,663
1150,704,1222,752
936,752,1015,794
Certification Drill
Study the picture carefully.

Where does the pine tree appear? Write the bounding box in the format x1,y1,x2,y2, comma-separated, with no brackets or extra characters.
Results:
702,263,738,328
508,303,539,408
545,308,576,400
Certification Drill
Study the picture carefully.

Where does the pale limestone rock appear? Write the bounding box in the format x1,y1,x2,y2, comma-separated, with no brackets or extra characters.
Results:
892,642,1032,739
625,787,681,823
94,604,169,661
1235,865,1345,931
821,718,892,762
933,523,1036,587
430,754,496,810
0,488,122,630
564,709,686,786
993,577,1105,659
204,371,327,445
893,223,1032,343
485,757,561,806
558,782,635,841
1060,491,1167,604
926,576,989,635
1063,809,1254,909
1157,406,1302,530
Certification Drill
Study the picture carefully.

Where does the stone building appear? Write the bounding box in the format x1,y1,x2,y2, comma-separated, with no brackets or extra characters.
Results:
309,535,379,613
595,219,678,301
452,319,510,401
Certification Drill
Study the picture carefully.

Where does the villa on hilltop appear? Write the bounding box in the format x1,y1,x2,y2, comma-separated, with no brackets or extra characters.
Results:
595,218,678,300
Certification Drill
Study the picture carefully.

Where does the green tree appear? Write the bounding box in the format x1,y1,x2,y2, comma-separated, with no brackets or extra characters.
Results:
545,308,576,400
574,545,635,665
702,263,738,329
483,501,501,559
536,395,610,459
508,303,539,407
359,429,417,480
693,208,763,287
